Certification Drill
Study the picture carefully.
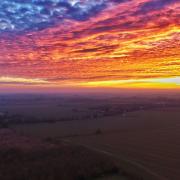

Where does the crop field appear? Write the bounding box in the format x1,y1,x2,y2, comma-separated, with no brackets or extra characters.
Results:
12,107,180,179
66,107,180,180
1,94,180,179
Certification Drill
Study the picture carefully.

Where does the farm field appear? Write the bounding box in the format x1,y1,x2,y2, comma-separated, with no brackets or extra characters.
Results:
66,108,180,180
1,94,180,179
0,129,130,180
12,106,180,179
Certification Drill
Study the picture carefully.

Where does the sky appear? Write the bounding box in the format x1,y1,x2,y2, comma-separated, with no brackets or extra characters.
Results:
0,0,179,91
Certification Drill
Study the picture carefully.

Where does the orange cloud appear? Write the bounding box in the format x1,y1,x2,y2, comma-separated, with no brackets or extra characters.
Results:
0,0,179,90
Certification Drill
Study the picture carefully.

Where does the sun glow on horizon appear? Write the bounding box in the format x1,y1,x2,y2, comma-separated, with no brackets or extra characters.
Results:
79,77,180,89
0,76,180,90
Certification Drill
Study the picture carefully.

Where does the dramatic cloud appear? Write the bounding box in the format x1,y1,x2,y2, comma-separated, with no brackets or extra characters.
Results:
138,0,178,13
0,0,179,89
0,0,123,32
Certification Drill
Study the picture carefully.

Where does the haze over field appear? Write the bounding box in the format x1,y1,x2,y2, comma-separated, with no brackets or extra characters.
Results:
0,92,180,179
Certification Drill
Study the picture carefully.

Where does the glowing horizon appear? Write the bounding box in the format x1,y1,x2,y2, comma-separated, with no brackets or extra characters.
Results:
0,0,179,90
